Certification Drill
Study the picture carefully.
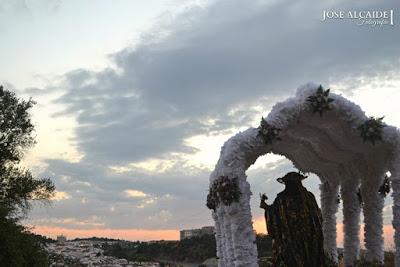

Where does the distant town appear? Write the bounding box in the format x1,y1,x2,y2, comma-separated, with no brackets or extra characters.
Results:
48,236,160,267
47,226,217,267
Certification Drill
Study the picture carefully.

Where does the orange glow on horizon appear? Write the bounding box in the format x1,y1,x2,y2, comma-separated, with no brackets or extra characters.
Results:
30,218,396,249
30,226,179,241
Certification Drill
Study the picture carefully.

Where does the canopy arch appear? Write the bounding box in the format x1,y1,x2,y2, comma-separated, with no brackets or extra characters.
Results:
208,83,400,267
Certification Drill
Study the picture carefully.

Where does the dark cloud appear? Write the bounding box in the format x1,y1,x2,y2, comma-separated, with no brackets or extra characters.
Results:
52,0,400,164
28,158,214,229
28,0,400,231
28,157,297,230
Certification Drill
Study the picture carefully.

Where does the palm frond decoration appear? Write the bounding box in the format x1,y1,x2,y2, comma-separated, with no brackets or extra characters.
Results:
258,117,282,144
206,176,241,210
206,184,218,211
357,116,385,145
306,85,334,116
216,176,241,206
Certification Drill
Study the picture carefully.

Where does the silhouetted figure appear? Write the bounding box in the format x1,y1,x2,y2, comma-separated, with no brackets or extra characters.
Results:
260,172,326,267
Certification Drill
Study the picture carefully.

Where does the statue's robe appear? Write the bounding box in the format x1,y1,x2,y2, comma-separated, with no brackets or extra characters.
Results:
266,185,326,267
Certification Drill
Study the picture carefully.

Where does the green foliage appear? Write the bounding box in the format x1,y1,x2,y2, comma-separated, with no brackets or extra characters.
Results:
0,85,35,164
0,216,49,266
103,234,273,263
0,165,55,219
0,85,55,266
0,85,55,219
104,235,217,263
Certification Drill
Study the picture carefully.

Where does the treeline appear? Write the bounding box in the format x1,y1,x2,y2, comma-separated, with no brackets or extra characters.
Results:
103,233,272,263
0,86,56,266
72,236,122,242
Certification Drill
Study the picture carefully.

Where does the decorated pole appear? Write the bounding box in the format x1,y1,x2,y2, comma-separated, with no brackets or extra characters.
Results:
392,176,400,267
361,172,385,263
320,179,339,262
391,151,400,267
341,173,361,266
208,128,271,266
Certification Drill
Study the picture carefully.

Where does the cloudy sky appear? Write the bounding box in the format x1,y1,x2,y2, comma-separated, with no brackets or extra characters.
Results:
1,0,400,245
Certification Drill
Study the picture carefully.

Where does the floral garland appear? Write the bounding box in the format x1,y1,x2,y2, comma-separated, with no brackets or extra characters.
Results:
378,175,390,197
206,176,241,210
357,117,385,145
306,85,334,116
217,176,241,205
258,117,281,144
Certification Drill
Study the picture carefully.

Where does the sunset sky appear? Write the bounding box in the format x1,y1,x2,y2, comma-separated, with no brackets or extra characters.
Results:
1,0,400,246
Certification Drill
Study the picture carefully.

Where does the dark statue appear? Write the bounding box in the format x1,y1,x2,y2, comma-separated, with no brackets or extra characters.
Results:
260,172,327,267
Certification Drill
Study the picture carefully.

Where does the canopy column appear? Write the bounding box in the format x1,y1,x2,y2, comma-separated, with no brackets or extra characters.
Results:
213,212,226,267
341,177,361,266
320,180,339,262
392,171,400,267
361,173,385,263
228,180,258,267
215,207,235,267
222,208,235,267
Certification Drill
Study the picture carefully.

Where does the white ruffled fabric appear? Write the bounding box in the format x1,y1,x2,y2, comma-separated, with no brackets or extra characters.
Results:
320,179,339,262
210,83,400,267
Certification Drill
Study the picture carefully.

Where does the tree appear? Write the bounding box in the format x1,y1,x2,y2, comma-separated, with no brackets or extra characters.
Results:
0,85,55,266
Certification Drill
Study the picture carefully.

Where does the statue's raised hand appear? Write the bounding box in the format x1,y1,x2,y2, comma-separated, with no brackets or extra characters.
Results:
260,193,268,201
259,193,269,210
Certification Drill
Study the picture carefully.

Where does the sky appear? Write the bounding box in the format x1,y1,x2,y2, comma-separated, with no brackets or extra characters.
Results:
1,0,400,246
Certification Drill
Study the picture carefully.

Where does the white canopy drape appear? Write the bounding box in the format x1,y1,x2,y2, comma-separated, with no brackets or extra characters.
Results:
209,83,400,267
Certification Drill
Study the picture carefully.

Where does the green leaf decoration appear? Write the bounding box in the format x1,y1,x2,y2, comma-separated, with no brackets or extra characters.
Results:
357,116,385,145
306,85,334,116
206,176,241,210
217,176,241,206
206,185,218,211
257,117,282,145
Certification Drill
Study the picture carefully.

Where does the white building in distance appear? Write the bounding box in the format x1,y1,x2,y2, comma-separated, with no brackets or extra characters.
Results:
180,226,215,240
